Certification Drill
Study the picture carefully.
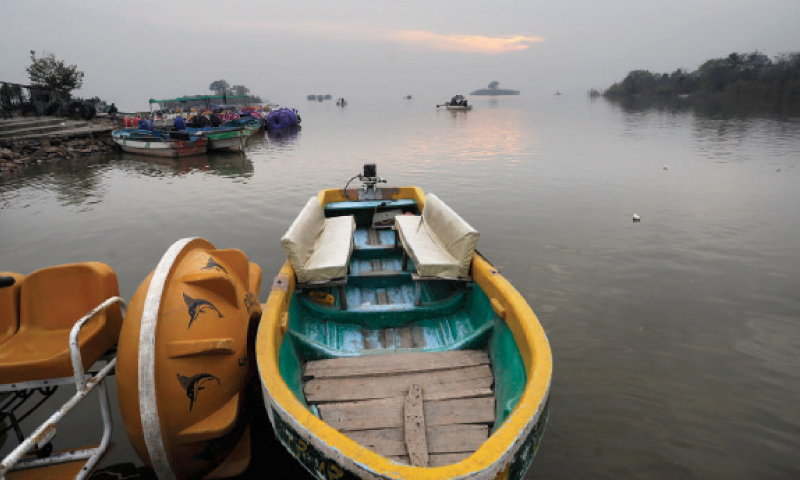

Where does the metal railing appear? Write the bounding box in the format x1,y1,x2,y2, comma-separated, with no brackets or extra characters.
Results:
0,297,127,480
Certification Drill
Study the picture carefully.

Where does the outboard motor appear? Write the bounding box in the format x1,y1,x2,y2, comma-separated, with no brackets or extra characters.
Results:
345,163,387,201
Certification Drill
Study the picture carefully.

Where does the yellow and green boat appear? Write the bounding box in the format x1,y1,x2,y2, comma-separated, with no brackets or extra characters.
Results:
256,165,552,479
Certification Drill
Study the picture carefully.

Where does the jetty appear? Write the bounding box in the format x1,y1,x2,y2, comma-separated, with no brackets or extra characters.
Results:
0,117,115,176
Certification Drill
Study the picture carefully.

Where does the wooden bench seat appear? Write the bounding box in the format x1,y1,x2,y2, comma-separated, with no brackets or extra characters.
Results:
303,350,495,467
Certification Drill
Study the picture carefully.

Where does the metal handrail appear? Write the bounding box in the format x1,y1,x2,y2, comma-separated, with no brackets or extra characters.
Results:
69,297,127,390
0,297,128,480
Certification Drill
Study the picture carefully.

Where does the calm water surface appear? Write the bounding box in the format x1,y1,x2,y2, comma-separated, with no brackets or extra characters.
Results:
1,95,799,479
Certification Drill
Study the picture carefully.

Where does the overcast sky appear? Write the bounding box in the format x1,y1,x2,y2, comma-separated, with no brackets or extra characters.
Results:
2,0,799,110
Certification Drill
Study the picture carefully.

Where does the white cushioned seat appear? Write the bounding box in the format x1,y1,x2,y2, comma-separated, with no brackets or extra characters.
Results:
395,193,479,278
281,197,356,284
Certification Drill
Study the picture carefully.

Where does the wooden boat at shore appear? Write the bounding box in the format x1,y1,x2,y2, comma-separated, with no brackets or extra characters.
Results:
185,125,250,152
256,165,551,479
112,129,208,157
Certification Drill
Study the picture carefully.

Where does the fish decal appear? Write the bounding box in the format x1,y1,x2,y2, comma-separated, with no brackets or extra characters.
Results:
177,373,220,412
244,292,258,314
201,257,228,274
183,292,224,329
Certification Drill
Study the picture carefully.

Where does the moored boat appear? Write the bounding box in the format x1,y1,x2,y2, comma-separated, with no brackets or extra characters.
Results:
446,104,473,111
112,129,208,158
256,165,552,479
185,125,250,152
439,95,473,111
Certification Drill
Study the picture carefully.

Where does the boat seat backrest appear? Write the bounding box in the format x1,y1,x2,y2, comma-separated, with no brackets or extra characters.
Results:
281,197,326,270
421,193,480,273
0,272,24,344
19,262,122,333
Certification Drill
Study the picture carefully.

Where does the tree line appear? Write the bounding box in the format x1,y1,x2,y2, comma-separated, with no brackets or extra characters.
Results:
602,51,800,100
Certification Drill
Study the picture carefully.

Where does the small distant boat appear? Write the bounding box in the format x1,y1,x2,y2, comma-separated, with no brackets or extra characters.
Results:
439,94,472,110
446,104,473,111
336,97,347,106
257,164,552,480
112,129,208,157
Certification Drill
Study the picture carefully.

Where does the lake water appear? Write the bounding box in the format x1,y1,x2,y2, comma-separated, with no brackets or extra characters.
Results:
2,94,800,479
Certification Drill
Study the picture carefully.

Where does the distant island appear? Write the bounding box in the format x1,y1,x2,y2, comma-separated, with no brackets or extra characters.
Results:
598,50,800,101
471,81,520,96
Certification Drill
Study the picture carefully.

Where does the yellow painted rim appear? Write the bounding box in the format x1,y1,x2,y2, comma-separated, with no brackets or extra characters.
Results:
255,190,552,479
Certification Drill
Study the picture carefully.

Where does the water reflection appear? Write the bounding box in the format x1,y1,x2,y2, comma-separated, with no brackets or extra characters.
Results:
0,157,110,209
414,108,531,165
2,97,800,478
118,152,254,178
265,126,301,147
605,94,800,118
604,95,800,168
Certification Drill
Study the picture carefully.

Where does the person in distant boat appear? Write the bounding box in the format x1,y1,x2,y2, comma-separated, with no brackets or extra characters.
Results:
209,113,221,127
108,103,118,122
173,115,185,131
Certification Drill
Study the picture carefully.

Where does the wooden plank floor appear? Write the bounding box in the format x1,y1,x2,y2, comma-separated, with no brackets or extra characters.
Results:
304,350,495,467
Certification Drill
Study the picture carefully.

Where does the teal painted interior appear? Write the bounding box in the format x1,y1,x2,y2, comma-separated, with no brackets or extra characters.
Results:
277,199,527,432
325,199,419,226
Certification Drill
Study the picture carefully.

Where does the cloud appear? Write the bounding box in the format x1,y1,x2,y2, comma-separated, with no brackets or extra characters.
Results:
385,31,544,54
223,19,543,54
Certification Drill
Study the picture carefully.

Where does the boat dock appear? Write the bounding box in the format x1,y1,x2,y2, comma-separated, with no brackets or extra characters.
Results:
0,117,115,175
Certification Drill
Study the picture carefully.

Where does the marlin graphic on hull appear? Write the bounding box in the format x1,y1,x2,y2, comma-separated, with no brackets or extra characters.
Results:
201,257,228,274
183,292,224,329
177,373,221,412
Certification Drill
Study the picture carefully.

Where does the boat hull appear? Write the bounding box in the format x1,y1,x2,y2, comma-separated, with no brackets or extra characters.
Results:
256,188,552,479
210,135,247,151
446,105,473,111
264,387,549,480
206,130,249,151
112,135,208,158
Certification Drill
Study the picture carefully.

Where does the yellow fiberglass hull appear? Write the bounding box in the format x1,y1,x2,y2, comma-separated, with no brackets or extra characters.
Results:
256,188,552,480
